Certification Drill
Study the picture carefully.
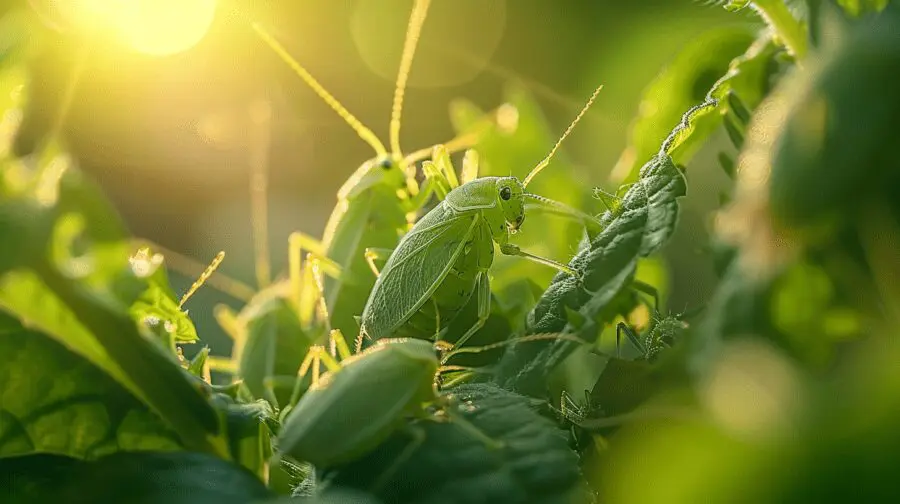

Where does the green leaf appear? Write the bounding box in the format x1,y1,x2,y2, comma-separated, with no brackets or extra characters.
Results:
724,0,752,12
326,383,589,504
497,154,687,397
588,340,692,421
268,491,382,504
768,8,900,228
662,35,785,162
0,453,82,503
837,0,890,16
0,451,273,504
235,285,316,408
189,346,211,379
209,394,276,481
0,142,224,455
610,27,756,183
25,258,226,455
441,291,514,368
0,312,182,459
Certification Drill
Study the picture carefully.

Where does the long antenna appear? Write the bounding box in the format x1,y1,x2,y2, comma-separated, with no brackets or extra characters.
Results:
251,23,387,156
134,240,255,302
389,0,431,157
523,85,603,188
248,99,272,289
179,251,226,309
49,41,91,140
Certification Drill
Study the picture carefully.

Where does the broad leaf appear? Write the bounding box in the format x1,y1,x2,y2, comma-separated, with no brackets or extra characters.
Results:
610,27,756,184
325,383,589,504
0,312,181,459
497,154,687,397
0,451,273,504
210,394,276,481
0,141,224,454
662,35,785,161
233,284,316,409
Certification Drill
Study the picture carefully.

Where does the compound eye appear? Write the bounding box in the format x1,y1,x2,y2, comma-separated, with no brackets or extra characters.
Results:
500,186,512,201
379,158,393,170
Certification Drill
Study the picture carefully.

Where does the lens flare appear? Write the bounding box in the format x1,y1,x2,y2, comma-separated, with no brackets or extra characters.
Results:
58,0,217,56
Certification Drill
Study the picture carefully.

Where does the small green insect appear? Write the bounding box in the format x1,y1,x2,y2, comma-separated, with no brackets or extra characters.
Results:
553,389,603,452
277,330,587,490
357,86,604,350
129,247,225,355
615,311,690,362
250,0,498,343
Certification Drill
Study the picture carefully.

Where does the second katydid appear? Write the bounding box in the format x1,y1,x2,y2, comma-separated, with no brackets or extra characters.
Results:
358,86,604,350
250,0,498,343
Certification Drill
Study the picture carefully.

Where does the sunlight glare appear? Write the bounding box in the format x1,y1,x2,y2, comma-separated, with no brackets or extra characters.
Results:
61,0,217,56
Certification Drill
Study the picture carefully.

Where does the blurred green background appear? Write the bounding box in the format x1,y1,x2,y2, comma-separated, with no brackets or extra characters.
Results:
6,2,900,502
5,0,754,360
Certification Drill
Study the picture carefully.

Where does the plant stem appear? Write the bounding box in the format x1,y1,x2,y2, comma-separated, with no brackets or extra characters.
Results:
752,0,808,61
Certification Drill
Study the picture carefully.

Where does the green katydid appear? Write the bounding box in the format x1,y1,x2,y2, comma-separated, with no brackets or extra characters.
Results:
129,247,226,355
248,0,499,343
208,0,500,405
613,311,690,362
276,330,590,491
356,86,605,351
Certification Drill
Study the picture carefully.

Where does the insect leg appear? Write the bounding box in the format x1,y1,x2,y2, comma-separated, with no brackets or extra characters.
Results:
368,424,426,494
460,149,479,185
631,280,660,313
206,355,238,375
288,232,345,321
327,329,353,361
616,321,646,358
363,247,395,277
288,232,343,283
404,146,464,215
213,304,242,343
451,272,491,349
432,298,441,341
306,254,335,333
402,102,504,168
286,345,342,408
440,333,591,364
499,243,580,278
421,160,454,200
523,194,603,236
431,145,460,188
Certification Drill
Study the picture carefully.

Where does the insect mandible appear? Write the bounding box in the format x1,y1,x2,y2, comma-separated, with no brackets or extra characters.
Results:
356,85,605,351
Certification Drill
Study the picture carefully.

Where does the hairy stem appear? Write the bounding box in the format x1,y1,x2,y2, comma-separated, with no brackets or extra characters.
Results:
751,0,808,61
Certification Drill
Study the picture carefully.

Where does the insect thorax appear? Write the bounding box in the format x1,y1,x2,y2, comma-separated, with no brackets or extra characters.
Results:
445,177,516,241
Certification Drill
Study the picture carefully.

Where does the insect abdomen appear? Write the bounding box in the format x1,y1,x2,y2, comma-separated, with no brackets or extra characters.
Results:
323,186,407,337
392,218,493,340
278,340,437,467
